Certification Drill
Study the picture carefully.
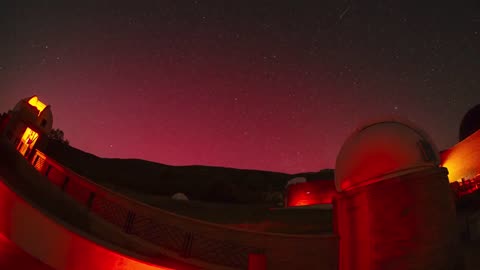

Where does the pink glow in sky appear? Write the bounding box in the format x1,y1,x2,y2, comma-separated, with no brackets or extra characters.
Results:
1,2,478,173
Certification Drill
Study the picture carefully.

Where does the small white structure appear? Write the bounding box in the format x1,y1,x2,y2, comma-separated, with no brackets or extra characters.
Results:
285,177,307,189
171,193,189,201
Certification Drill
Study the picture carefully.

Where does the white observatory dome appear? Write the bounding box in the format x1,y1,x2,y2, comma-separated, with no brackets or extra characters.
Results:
172,193,189,201
335,121,440,192
285,177,307,189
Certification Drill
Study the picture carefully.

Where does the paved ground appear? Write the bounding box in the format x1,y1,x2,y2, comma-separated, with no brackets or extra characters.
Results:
0,234,53,270
462,240,480,270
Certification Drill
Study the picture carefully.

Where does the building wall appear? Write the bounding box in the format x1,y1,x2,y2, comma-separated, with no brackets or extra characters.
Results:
441,129,480,183
335,167,459,270
0,178,175,270
286,180,337,207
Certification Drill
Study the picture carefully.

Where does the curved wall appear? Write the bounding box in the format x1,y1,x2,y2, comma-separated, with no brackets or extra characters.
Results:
0,178,173,270
4,146,339,270
334,167,459,270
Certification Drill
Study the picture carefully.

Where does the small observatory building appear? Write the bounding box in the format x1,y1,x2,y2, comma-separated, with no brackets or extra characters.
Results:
0,96,53,159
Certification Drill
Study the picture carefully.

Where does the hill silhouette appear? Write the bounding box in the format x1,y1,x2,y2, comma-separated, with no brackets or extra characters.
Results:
44,139,334,204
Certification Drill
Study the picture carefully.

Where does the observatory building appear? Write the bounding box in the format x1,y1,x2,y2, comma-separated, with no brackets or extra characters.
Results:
334,121,457,270
284,177,336,207
0,96,53,159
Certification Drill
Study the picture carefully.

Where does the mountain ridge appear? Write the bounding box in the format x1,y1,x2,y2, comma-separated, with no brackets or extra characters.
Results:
44,139,334,204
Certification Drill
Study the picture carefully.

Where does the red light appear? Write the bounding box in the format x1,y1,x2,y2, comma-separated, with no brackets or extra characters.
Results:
0,179,174,270
287,180,336,207
0,233,54,269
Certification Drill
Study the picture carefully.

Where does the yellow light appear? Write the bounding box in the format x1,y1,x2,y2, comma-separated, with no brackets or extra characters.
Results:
441,130,480,182
18,128,39,156
27,96,47,116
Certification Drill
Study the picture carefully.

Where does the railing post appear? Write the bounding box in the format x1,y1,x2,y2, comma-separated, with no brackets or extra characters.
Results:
87,192,96,210
181,232,193,258
248,253,267,270
45,165,52,176
124,211,136,234
61,176,70,191
32,155,40,167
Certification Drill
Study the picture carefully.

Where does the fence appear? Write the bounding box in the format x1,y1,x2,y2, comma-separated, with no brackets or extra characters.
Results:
450,175,480,198
30,150,268,269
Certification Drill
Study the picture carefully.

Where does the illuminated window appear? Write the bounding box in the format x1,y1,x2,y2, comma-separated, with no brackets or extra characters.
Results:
27,96,47,116
17,127,39,156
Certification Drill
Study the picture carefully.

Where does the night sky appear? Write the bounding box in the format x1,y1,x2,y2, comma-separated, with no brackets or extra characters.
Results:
1,1,479,173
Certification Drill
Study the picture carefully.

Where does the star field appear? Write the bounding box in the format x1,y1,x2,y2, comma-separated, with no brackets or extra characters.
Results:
0,1,479,173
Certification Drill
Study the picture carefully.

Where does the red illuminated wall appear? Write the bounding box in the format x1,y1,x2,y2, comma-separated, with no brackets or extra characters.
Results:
26,149,339,270
286,180,337,207
0,178,174,270
334,167,458,270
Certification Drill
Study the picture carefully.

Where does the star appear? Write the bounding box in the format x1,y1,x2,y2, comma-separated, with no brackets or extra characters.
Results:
1,1,476,174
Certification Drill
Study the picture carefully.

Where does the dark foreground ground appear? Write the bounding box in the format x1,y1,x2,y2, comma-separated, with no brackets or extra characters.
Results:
462,240,480,270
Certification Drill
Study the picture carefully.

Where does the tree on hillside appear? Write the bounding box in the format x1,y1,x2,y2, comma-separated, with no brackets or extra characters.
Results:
48,128,70,145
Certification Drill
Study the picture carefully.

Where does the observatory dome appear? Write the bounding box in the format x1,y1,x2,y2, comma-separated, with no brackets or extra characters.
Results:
13,96,53,133
459,104,480,141
335,121,440,192
285,177,307,189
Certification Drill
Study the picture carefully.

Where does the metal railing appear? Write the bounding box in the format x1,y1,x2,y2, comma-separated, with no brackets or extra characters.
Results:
32,150,264,269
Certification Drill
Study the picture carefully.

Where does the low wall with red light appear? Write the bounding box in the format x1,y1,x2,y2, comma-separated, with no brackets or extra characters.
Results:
286,180,336,207
22,148,339,270
0,177,174,270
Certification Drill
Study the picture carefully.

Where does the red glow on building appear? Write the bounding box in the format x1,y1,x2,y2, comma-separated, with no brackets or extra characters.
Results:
286,180,337,207
440,130,480,198
0,233,54,270
335,121,441,192
0,177,175,270
441,130,480,182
